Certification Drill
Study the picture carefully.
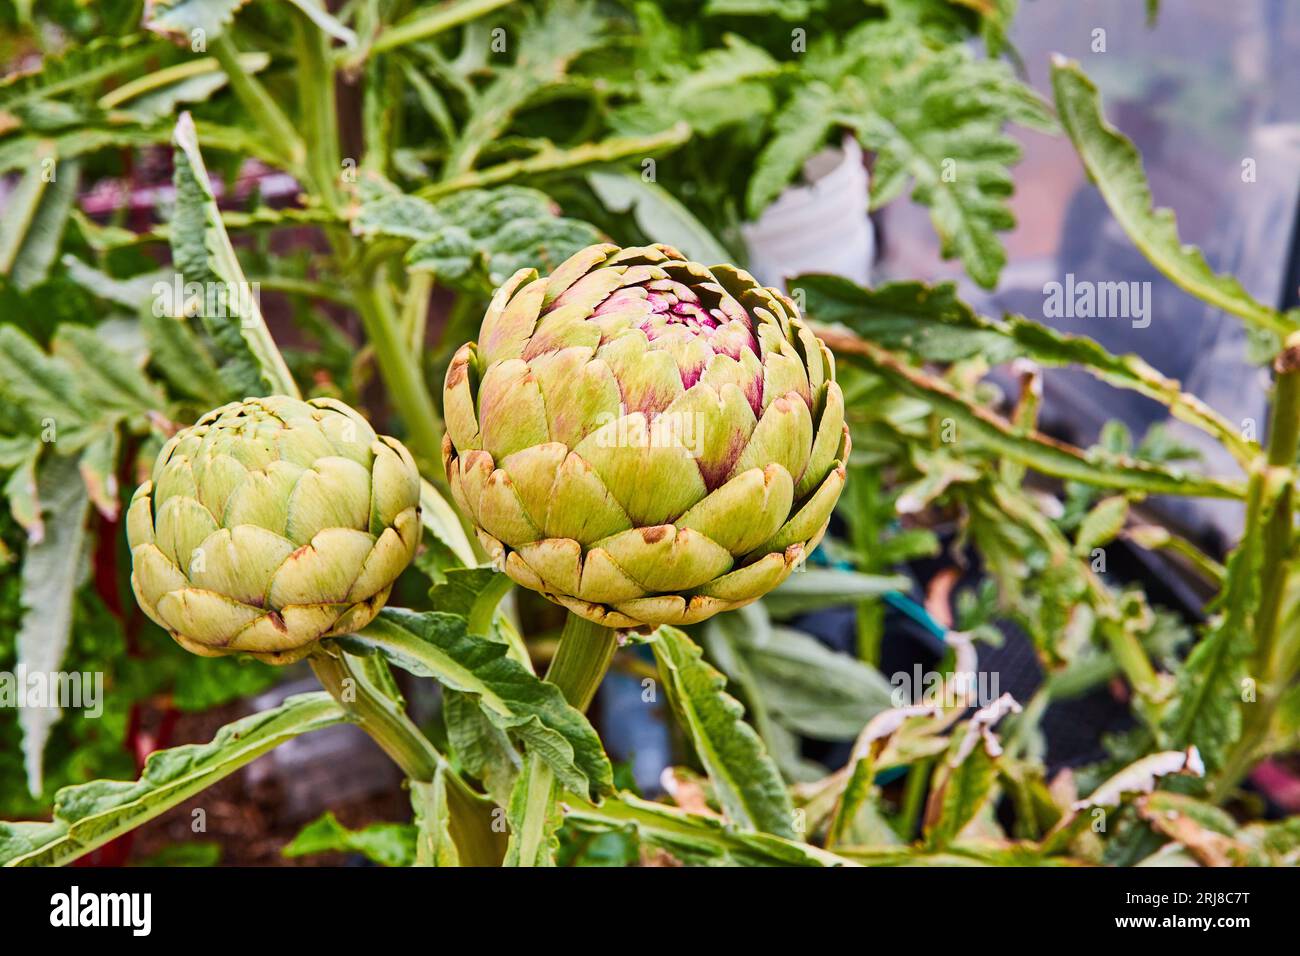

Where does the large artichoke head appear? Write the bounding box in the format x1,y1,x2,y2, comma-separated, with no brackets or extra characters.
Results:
127,396,421,664
443,243,848,630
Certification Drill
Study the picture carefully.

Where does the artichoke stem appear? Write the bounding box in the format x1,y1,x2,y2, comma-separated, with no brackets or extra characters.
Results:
310,648,440,779
544,613,619,713
310,647,507,864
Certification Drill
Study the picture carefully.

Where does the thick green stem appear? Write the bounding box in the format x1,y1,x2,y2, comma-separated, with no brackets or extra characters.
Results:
351,264,445,469
309,647,504,864
507,612,616,867
1098,616,1159,700
1254,356,1300,680
211,35,305,176
1213,342,1300,802
545,612,619,712
310,648,437,778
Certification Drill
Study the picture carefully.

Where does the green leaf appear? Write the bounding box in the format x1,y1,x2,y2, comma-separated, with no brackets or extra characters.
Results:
1163,476,1267,769
0,125,174,177
102,53,270,121
824,22,1054,287
369,0,519,56
563,791,855,867
2,444,41,536
170,112,299,398
764,568,911,618
587,170,730,265
14,454,91,798
796,274,1254,464
51,324,164,416
503,754,561,866
347,609,613,800
1051,57,1297,337
441,0,606,176
356,182,603,293
925,741,997,850
0,692,345,866
0,36,166,114
1074,495,1129,556
0,153,80,291
716,623,895,740
144,0,251,41
140,308,232,404
77,428,121,520
746,83,838,217
410,769,462,866
0,325,94,440
285,0,358,47
443,688,521,806
821,327,1246,500
650,626,796,838
283,811,416,867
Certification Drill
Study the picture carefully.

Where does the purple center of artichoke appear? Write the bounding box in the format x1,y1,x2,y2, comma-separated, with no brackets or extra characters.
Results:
586,275,762,400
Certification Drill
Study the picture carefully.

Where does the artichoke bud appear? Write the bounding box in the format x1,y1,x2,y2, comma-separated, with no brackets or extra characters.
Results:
442,243,848,630
127,396,421,664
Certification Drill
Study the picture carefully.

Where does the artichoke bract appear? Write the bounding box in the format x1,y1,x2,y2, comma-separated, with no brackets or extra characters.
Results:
127,397,421,664
443,243,848,629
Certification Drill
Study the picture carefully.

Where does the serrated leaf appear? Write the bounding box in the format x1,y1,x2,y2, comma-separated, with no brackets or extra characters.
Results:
1,692,345,866
347,609,613,800
820,326,1246,500
410,771,460,867
15,454,91,797
1164,492,1265,769
746,83,838,217
77,428,121,520
170,112,298,397
443,689,520,806
1074,495,1128,556
650,626,795,837
1051,57,1296,337
797,274,1252,462
140,308,232,404
283,811,416,867
563,791,856,867
0,155,80,291
356,182,603,293
145,0,251,42
0,325,94,438
2,442,41,537
0,36,166,114
441,0,606,176
504,754,561,866
52,324,164,415
103,53,269,121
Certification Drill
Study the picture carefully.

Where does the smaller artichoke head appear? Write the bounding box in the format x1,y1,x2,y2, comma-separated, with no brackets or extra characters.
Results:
127,396,421,664
443,243,848,630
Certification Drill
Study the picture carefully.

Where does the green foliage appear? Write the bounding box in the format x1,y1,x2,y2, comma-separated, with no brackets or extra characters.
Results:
0,0,1295,872
284,811,417,867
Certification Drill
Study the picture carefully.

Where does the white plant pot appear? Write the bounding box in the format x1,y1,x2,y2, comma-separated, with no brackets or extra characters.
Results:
741,136,874,289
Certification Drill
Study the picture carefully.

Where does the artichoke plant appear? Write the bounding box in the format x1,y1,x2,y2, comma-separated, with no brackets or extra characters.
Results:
127,396,421,664
443,242,848,629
